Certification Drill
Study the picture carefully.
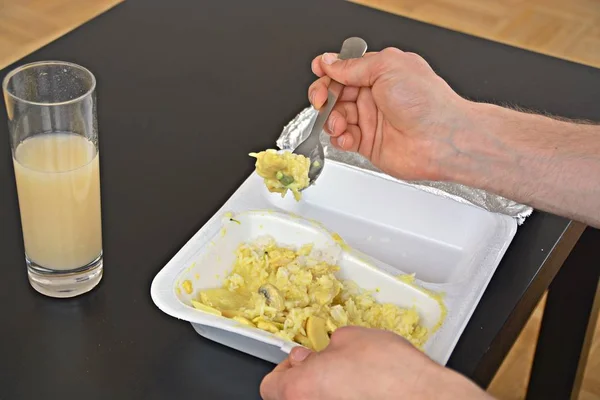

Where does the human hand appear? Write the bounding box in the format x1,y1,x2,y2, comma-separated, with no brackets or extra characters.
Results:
308,48,475,182
260,326,492,400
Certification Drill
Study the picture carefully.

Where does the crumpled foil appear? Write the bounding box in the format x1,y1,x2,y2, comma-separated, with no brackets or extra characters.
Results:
276,106,533,225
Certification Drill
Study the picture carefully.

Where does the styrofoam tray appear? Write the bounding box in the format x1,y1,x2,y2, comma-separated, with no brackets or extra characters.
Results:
151,160,517,365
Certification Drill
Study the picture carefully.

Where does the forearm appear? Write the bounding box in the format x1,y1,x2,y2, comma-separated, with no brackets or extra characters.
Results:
446,102,600,227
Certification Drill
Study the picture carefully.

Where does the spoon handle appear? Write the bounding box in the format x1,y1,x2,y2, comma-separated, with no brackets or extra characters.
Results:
308,38,368,142
294,38,368,188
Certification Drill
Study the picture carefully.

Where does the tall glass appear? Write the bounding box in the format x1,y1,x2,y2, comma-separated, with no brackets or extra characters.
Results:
3,61,103,298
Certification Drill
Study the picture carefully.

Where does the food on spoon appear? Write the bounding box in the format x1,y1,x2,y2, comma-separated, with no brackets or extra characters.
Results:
191,237,430,352
249,149,310,201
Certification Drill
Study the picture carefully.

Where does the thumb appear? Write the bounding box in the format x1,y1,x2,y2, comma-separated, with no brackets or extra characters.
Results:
319,51,384,87
289,346,313,367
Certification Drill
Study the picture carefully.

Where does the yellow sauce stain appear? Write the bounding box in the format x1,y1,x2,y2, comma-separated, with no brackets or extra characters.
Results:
194,273,200,280
184,262,197,274
331,232,351,251
432,301,448,334
396,273,447,334
397,273,416,285
220,228,227,237
176,287,181,295
182,280,193,294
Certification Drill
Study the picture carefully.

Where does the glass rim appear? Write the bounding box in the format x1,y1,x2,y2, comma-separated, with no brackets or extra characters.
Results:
2,60,97,107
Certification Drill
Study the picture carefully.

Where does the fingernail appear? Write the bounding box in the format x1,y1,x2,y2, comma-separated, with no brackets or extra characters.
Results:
322,53,338,65
309,90,315,105
337,136,346,148
291,347,311,362
328,116,336,132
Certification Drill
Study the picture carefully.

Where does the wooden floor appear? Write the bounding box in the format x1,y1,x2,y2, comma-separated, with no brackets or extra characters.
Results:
0,0,122,70
1,0,599,399
351,0,600,68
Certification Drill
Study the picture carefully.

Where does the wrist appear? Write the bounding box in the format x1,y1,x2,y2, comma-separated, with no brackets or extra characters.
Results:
435,100,526,190
423,94,600,225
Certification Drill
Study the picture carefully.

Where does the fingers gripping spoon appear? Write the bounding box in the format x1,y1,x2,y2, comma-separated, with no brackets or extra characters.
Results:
294,37,368,190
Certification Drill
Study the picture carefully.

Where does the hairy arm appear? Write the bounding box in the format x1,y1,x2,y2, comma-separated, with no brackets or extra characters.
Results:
308,49,600,226
446,102,600,227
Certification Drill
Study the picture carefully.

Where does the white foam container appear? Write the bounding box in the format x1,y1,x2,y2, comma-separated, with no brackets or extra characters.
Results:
151,160,517,365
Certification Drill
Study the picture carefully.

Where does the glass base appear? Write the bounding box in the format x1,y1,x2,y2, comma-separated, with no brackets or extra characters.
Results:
27,254,103,298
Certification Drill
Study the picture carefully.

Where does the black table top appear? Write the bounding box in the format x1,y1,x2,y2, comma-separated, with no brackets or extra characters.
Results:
1,0,599,398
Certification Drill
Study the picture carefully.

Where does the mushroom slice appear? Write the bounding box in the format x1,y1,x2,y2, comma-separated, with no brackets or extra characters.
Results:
258,284,285,311
306,316,330,352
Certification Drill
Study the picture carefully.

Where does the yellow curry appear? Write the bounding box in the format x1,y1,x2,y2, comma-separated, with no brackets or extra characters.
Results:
192,238,428,352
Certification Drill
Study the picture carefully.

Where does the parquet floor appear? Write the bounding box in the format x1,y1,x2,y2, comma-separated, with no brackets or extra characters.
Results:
0,0,122,70
351,0,600,68
1,0,599,399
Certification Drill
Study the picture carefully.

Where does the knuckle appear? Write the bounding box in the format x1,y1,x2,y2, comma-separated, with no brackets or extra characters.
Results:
404,51,423,61
404,52,432,70
308,79,326,98
381,47,404,57
371,48,404,82
318,76,330,89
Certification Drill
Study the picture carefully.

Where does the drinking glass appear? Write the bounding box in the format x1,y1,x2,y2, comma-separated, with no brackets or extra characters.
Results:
3,61,103,298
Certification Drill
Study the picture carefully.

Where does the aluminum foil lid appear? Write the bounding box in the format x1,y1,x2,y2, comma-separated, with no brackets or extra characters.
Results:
276,106,533,225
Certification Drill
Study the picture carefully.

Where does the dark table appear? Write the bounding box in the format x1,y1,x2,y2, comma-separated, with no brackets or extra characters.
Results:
1,1,599,399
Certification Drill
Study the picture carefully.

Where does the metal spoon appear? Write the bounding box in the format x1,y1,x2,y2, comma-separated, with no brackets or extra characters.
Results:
294,37,368,189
